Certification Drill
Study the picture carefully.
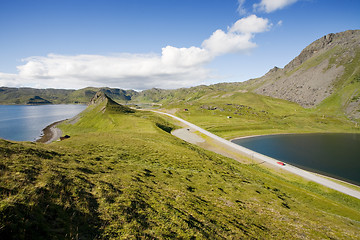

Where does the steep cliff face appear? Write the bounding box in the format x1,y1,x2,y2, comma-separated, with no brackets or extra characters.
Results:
252,30,360,119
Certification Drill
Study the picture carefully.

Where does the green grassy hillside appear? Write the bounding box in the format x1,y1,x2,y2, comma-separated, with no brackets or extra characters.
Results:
155,91,359,139
1,95,359,239
0,87,137,104
0,87,72,104
316,50,360,119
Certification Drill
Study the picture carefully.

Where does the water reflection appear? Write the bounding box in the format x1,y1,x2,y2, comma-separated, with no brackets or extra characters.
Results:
233,133,360,186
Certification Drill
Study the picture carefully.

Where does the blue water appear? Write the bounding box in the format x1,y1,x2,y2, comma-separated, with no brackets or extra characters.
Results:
0,105,86,142
232,133,360,186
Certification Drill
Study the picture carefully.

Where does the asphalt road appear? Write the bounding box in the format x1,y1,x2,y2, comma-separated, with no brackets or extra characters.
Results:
153,110,360,200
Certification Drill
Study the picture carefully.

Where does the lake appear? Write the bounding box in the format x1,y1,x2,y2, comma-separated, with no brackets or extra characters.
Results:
232,133,360,186
0,105,86,142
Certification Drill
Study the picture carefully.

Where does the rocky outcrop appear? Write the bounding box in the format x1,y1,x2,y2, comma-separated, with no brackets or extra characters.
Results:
88,91,108,105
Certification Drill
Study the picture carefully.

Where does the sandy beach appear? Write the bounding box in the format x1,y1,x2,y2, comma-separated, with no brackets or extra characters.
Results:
36,120,64,144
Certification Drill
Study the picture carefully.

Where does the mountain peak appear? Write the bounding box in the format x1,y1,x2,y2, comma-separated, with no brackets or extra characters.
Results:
264,66,280,76
88,91,108,105
252,29,360,119
285,30,360,70
89,91,135,114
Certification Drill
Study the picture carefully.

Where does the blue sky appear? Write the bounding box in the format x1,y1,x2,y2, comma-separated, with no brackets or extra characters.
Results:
0,0,359,90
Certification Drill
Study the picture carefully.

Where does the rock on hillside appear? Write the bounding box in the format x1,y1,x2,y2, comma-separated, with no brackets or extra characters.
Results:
251,30,360,118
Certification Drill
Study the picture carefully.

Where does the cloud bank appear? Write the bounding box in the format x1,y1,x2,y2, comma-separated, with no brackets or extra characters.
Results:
0,15,271,90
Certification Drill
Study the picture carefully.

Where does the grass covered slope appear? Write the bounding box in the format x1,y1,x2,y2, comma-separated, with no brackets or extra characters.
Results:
161,91,359,139
1,94,360,239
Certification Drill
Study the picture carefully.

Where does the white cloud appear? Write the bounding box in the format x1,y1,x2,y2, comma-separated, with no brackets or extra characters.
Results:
161,46,212,67
0,15,271,90
202,30,256,56
237,0,247,15
229,14,271,34
202,15,271,56
2,53,210,90
254,0,298,13
277,20,283,26
0,73,19,87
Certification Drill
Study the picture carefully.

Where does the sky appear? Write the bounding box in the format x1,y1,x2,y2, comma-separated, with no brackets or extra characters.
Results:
0,0,359,90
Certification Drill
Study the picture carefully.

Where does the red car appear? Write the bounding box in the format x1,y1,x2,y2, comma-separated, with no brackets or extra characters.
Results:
277,161,286,166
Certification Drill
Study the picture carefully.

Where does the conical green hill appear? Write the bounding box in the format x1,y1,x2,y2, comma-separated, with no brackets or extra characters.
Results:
89,91,135,114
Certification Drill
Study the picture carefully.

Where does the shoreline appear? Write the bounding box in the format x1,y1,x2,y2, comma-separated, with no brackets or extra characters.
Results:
230,132,360,188
229,131,360,142
36,120,66,144
230,132,294,142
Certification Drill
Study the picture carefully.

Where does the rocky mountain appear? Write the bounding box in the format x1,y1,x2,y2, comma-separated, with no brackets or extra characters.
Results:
249,30,360,119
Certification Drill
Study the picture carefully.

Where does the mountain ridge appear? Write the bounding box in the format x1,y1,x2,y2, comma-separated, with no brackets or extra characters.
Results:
251,30,360,110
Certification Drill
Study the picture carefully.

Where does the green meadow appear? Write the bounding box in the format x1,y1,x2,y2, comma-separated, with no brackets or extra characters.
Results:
1,95,359,239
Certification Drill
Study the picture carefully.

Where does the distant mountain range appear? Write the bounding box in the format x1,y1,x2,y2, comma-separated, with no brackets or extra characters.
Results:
0,87,137,105
1,30,359,120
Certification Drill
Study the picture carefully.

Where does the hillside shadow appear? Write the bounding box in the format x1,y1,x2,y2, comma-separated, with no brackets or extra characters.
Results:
0,185,102,240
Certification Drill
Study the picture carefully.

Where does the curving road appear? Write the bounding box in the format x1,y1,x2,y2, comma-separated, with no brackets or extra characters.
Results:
153,110,360,200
